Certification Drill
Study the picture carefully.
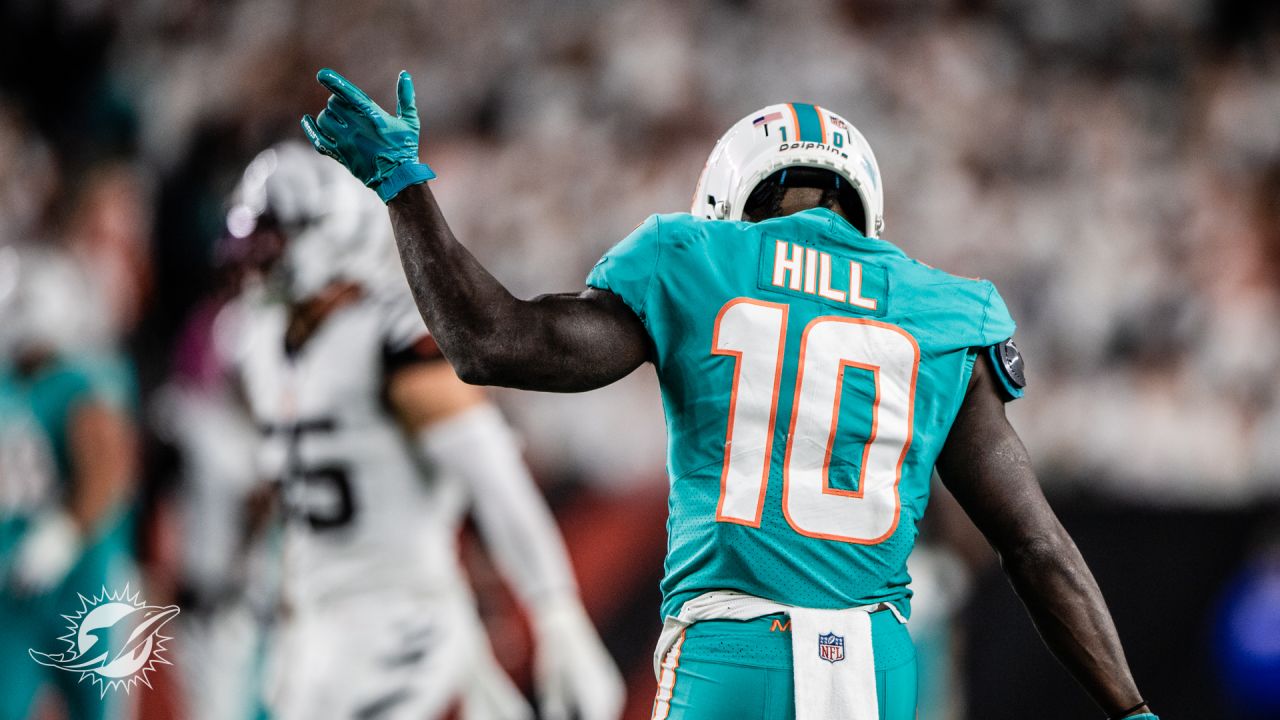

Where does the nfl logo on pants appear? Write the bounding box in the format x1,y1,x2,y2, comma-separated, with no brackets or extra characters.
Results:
818,632,845,663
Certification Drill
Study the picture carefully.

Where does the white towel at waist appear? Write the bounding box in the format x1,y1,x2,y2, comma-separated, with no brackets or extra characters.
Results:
653,591,903,720
788,606,877,720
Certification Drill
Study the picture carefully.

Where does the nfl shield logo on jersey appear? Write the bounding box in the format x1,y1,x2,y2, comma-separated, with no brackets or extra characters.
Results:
818,632,845,663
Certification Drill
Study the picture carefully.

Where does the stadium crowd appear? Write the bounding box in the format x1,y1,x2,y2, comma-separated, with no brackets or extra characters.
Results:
3,0,1277,499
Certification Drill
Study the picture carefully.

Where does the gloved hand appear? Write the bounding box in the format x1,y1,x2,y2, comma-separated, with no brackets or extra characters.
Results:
301,69,436,203
9,509,81,595
532,598,626,720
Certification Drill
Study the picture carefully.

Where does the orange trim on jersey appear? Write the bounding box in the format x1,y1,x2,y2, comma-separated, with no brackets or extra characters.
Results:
711,298,790,528
820,359,880,500
786,103,801,143
848,260,879,311
651,630,687,720
780,316,920,545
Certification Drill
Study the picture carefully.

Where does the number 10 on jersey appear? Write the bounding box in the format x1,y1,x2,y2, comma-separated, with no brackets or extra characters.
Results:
712,298,919,544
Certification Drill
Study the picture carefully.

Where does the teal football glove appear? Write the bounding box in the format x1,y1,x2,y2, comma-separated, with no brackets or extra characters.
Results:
301,68,436,203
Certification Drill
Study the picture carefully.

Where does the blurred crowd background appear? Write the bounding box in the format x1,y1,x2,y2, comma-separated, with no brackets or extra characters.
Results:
1,0,1278,718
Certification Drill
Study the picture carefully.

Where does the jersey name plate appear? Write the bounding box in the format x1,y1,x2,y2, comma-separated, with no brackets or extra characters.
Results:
756,236,889,316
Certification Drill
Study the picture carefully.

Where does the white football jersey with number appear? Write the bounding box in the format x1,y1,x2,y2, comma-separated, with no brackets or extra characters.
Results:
234,289,466,609
233,287,534,720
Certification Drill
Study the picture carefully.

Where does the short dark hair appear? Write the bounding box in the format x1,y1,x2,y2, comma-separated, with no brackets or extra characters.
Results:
741,167,867,233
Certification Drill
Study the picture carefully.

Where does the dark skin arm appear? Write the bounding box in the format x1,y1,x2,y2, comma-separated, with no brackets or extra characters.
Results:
936,354,1149,718
387,183,649,391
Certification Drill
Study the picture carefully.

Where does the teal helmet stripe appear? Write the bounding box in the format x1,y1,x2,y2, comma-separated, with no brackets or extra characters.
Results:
791,103,824,143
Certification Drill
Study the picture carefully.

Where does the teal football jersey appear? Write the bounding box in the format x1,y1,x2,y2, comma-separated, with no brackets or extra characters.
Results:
587,208,1018,620
0,354,137,562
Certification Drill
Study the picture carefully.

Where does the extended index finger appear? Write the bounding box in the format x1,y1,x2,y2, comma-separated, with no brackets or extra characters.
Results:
316,68,378,113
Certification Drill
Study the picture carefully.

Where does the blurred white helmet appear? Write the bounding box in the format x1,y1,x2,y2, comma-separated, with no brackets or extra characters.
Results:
0,245,111,360
226,141,400,301
691,103,884,236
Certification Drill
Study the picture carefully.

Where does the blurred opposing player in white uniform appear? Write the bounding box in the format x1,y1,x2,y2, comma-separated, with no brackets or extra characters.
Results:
156,281,269,720
226,142,624,720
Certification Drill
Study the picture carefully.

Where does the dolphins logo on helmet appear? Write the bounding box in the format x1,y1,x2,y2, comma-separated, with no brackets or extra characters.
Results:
28,586,180,696
691,103,884,237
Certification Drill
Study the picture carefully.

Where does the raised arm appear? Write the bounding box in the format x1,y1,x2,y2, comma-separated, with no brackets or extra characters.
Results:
387,184,648,390
301,69,648,391
934,354,1153,720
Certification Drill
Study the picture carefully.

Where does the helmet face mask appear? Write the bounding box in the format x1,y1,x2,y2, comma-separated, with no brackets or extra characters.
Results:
691,103,884,237
225,142,399,303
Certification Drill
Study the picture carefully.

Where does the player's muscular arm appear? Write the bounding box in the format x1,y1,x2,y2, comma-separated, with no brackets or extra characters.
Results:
390,360,626,720
386,355,487,427
935,356,1150,719
389,360,580,602
386,184,649,391
68,402,136,532
301,70,647,391
7,395,136,595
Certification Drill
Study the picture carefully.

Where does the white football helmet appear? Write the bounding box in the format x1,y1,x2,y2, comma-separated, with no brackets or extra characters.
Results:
691,103,884,236
226,141,399,301
0,245,111,360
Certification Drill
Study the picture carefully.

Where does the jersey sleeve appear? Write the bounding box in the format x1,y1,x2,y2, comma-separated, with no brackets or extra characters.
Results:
377,290,443,374
585,214,663,324
978,284,1026,399
978,282,1017,347
48,366,96,422
37,364,103,458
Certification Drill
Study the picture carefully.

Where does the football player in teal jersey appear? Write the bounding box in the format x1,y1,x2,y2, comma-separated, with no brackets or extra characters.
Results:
0,248,138,720
301,70,1158,720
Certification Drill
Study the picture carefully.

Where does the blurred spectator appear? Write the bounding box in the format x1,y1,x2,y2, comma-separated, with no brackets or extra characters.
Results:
4,0,1276,501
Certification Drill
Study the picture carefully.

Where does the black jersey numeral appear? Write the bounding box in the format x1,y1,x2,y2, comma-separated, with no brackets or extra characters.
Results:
294,464,355,530
264,418,357,531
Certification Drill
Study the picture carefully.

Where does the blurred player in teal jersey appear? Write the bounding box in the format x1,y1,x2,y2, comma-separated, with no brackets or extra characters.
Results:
0,247,138,720
301,70,1159,720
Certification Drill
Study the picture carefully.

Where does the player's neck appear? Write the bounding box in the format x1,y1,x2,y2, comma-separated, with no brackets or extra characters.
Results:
285,282,363,355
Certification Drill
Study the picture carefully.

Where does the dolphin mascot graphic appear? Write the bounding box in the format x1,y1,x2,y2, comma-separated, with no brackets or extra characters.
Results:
30,599,180,684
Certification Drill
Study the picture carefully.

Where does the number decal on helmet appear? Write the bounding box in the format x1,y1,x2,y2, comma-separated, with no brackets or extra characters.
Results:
691,103,885,236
